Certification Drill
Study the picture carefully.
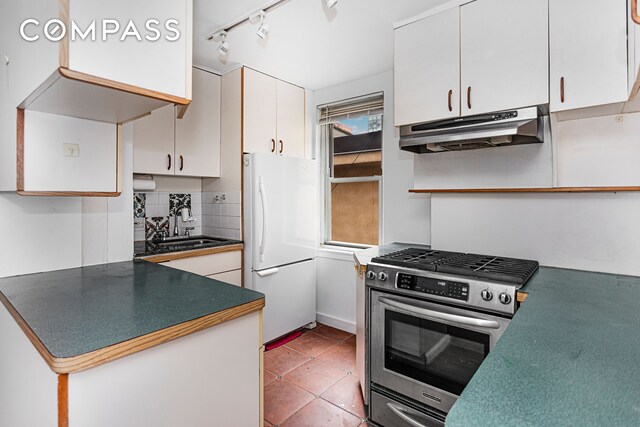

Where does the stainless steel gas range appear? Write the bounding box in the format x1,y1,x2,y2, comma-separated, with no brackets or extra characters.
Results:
365,248,539,427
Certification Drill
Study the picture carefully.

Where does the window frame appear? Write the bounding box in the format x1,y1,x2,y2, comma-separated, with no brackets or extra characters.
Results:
318,96,384,249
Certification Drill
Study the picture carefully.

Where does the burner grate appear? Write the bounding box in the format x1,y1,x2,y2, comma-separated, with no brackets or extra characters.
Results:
436,254,539,285
371,249,464,271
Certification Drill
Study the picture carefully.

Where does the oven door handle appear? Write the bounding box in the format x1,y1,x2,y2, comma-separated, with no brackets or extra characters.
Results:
387,403,430,427
378,296,501,329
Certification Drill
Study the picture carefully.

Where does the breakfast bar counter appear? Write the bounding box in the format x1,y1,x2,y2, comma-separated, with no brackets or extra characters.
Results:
0,260,265,427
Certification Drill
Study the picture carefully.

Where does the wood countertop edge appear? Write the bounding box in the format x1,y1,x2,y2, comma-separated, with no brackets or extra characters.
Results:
140,243,244,263
517,291,529,303
0,291,264,374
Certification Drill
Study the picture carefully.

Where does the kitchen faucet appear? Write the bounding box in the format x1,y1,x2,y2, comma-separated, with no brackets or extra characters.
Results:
174,205,195,237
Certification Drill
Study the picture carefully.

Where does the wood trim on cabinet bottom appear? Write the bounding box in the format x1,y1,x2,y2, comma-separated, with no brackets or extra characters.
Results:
409,187,640,194
517,291,529,304
16,108,25,192
633,0,640,25
58,0,69,68
58,374,69,427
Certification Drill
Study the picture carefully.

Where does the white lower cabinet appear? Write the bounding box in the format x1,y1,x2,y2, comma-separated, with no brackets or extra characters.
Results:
161,250,243,286
207,269,242,287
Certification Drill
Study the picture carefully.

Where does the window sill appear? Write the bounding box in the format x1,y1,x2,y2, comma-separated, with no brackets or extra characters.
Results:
317,245,363,262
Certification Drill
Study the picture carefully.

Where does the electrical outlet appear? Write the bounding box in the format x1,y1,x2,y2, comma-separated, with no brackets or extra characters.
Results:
615,115,624,123
63,143,80,157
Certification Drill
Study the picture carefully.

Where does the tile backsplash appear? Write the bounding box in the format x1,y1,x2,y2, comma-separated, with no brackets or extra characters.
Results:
133,191,241,242
202,191,242,241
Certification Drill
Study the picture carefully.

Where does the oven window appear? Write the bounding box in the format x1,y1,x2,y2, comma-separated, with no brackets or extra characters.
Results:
385,310,490,396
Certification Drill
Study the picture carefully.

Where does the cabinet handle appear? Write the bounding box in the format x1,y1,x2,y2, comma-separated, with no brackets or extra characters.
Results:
271,139,276,153
167,154,172,171
448,90,453,112
180,155,184,171
279,140,284,154
467,86,472,110
560,77,565,103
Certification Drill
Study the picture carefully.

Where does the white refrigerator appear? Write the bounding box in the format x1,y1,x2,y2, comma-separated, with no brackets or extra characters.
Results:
243,153,316,344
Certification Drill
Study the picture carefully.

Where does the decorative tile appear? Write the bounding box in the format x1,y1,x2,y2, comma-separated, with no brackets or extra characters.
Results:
169,193,191,217
145,217,169,241
133,193,146,218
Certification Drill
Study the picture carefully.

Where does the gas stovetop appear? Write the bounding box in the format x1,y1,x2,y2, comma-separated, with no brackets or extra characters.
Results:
371,248,539,287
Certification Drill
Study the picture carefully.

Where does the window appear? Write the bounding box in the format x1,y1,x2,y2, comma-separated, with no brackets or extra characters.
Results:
318,93,384,248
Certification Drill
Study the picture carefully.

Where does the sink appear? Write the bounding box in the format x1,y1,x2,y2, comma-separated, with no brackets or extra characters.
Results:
154,236,231,248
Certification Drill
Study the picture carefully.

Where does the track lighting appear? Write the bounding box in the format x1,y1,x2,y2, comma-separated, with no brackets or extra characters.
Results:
255,11,270,39
325,0,338,8
217,31,229,56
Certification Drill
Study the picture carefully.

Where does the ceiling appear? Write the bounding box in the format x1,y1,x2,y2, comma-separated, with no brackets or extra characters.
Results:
193,0,446,90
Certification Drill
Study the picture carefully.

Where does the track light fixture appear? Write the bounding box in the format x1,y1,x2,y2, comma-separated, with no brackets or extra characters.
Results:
255,11,270,39
217,31,229,56
325,0,338,8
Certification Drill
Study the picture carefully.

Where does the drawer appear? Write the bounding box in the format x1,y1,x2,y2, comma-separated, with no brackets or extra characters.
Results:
166,251,242,276
207,269,242,287
370,390,445,427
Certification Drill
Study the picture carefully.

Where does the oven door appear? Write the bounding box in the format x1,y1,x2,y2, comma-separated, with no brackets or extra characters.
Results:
370,290,511,413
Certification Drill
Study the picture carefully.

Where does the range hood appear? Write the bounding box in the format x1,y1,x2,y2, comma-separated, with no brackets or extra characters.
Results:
399,107,546,154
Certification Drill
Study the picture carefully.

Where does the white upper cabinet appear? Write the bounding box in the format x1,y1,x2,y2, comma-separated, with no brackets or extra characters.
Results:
549,0,629,112
243,68,306,158
134,68,221,178
460,0,549,116
67,0,192,100
276,80,306,158
243,68,278,155
175,68,221,177
394,8,460,126
133,105,176,176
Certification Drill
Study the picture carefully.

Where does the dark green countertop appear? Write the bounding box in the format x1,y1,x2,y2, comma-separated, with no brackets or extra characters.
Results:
0,260,264,359
446,267,640,426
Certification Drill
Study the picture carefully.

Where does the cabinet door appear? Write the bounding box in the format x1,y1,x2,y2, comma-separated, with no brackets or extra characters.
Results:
549,0,628,112
133,104,175,175
165,251,242,276
67,0,191,99
461,0,549,115
394,8,460,126
175,68,221,177
276,80,305,158
243,68,277,155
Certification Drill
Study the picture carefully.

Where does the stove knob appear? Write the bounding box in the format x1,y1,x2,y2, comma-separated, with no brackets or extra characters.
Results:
366,271,377,280
499,292,512,305
378,272,388,282
481,289,493,301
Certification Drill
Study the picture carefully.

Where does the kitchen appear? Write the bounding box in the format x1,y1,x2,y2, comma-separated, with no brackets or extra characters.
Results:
1,0,639,426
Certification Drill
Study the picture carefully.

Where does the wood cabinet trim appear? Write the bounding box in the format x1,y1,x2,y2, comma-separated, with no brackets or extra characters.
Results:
58,374,69,427
0,290,264,374
141,244,244,263
517,291,529,303
58,0,69,68
633,0,640,25
410,187,640,194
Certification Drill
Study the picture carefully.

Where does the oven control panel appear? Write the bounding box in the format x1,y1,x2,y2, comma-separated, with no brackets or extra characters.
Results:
396,273,469,302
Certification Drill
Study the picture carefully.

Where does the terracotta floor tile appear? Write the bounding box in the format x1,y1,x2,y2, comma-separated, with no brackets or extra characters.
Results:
284,359,347,395
264,421,273,427
281,398,361,427
264,380,314,425
286,332,339,356
264,370,277,386
264,346,311,377
321,375,366,419
342,335,356,347
314,324,353,342
358,423,370,427
317,343,357,373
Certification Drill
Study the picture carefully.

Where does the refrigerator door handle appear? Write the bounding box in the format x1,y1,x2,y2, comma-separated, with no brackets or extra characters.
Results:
256,268,279,278
259,176,268,262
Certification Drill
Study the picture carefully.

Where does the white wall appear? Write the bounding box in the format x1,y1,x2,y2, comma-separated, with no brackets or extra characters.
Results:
313,70,431,329
428,112,640,276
